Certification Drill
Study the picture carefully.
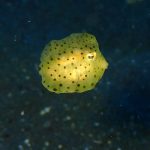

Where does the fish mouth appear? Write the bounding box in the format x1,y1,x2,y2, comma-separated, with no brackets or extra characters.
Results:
100,57,109,69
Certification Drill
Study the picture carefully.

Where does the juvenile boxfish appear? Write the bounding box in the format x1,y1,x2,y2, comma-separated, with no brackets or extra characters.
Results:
39,33,108,93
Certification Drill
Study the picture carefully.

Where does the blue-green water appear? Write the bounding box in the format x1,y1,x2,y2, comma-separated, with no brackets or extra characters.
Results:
0,0,149,149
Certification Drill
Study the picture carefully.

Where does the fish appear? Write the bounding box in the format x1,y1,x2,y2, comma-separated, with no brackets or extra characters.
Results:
39,33,108,94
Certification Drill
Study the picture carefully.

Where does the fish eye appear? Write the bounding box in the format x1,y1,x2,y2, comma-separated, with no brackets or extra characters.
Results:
88,54,94,59
87,53,96,60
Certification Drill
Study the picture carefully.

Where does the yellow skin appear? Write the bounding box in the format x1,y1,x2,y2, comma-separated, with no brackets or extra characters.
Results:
39,33,108,93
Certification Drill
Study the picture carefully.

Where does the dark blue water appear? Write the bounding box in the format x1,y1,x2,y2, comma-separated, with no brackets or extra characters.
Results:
0,0,150,149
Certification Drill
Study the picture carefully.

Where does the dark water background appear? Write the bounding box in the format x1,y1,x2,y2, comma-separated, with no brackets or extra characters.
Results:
0,0,150,150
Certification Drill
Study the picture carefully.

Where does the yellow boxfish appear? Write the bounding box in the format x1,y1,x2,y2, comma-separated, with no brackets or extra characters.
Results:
39,33,108,94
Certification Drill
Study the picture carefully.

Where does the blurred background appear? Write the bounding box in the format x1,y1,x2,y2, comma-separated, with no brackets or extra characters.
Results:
0,0,150,149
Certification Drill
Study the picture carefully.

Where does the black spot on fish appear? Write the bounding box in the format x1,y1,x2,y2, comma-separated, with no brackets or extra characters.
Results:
77,84,80,87
59,84,63,87
53,88,57,91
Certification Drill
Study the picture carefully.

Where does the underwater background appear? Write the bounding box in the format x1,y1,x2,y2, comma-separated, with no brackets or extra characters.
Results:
0,0,150,150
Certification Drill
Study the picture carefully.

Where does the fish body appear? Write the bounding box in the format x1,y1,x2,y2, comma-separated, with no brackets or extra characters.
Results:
39,33,108,93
